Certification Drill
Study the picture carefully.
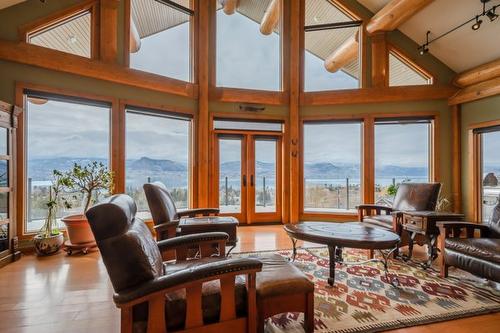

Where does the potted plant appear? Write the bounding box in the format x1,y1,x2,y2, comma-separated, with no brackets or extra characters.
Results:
60,161,114,245
33,170,68,256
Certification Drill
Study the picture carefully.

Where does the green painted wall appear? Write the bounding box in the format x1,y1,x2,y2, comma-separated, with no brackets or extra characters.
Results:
460,95,500,219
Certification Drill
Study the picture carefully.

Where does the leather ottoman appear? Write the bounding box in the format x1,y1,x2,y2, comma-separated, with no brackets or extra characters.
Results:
256,254,314,333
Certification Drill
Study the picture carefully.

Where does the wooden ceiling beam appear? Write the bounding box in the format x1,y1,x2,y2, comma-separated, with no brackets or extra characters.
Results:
366,0,434,34
129,18,141,53
449,77,500,105
324,32,359,73
0,40,197,98
260,0,280,35
453,58,500,88
220,0,238,15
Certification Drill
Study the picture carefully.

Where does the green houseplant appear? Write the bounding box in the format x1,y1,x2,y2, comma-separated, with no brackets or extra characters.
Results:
60,161,114,245
32,170,69,255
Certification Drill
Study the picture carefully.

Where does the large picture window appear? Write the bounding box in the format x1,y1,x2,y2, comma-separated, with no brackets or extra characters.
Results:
374,119,432,204
125,107,191,213
25,92,110,233
129,0,193,82
303,121,362,212
216,0,282,91
304,0,361,92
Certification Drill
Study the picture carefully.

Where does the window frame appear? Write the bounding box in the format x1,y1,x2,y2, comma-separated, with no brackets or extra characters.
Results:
15,83,118,238
300,112,439,220
124,0,196,84
300,0,367,96
19,0,100,60
387,44,434,87
122,100,196,211
468,119,500,222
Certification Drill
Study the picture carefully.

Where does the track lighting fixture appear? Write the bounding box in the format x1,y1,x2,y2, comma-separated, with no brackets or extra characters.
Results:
486,8,499,21
472,16,483,30
418,0,499,55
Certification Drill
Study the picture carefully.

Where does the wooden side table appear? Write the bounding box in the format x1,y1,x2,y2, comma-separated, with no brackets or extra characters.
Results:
401,211,464,268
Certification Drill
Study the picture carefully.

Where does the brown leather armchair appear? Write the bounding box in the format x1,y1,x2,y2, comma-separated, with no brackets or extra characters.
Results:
438,203,500,282
86,194,262,333
143,182,219,240
358,182,442,234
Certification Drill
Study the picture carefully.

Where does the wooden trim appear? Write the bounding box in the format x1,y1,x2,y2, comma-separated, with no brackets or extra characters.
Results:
288,0,301,224
301,85,456,106
363,116,375,204
387,43,435,85
18,0,100,60
123,0,131,67
0,40,198,98
197,0,210,207
449,77,500,106
371,32,388,88
467,118,500,222
100,0,119,63
211,88,288,105
450,105,462,213
15,82,118,239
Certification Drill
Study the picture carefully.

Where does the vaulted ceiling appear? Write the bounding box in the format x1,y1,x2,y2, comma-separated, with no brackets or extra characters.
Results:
358,0,500,73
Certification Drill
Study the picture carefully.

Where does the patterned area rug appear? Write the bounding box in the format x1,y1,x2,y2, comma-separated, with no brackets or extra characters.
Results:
238,247,500,333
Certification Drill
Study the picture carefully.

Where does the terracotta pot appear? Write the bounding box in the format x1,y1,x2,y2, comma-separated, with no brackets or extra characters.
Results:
61,214,95,245
33,233,64,256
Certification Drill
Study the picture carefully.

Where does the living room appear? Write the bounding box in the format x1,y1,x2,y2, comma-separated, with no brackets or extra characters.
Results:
0,0,499,332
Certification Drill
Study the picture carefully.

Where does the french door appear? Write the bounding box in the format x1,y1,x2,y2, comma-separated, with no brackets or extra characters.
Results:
212,133,282,224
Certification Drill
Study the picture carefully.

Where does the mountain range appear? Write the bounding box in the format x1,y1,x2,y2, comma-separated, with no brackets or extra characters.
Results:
27,157,435,181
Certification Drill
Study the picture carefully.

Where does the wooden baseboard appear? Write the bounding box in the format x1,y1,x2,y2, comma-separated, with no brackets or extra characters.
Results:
0,251,22,268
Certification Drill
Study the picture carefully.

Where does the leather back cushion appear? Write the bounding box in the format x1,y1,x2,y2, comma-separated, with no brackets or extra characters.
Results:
489,202,500,238
143,182,177,225
86,194,163,292
393,183,441,211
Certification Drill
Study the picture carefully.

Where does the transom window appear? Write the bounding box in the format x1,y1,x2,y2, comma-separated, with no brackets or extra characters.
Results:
216,0,283,91
389,50,432,87
129,0,193,82
304,0,362,92
27,10,93,58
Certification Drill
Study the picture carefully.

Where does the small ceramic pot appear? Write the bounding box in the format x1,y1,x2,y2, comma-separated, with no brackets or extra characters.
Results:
33,233,64,256
61,214,95,244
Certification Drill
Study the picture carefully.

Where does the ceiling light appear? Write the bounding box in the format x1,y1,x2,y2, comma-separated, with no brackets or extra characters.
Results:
68,35,77,44
472,16,483,30
486,8,498,21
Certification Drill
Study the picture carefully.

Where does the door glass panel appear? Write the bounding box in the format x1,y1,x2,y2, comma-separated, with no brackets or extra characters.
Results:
0,128,7,155
481,130,500,222
0,224,8,252
219,138,242,214
0,161,7,187
0,192,8,220
255,139,277,213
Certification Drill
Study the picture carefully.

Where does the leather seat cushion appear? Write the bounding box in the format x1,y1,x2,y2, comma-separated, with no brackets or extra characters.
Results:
362,215,393,230
255,254,314,298
445,238,500,264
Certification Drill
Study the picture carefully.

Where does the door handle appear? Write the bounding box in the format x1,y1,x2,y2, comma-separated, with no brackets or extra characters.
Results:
243,175,247,186
251,175,254,187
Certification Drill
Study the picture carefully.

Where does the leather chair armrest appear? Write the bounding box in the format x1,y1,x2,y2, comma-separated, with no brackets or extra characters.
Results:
157,232,229,252
177,208,220,217
357,204,393,221
113,258,263,306
154,220,179,241
437,221,490,239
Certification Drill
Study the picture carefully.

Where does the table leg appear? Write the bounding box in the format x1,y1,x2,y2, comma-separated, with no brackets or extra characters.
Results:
424,234,438,269
328,245,336,286
404,231,416,261
335,246,344,264
291,238,297,262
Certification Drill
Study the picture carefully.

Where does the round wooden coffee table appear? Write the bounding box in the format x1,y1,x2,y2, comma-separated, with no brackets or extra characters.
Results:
284,222,401,286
